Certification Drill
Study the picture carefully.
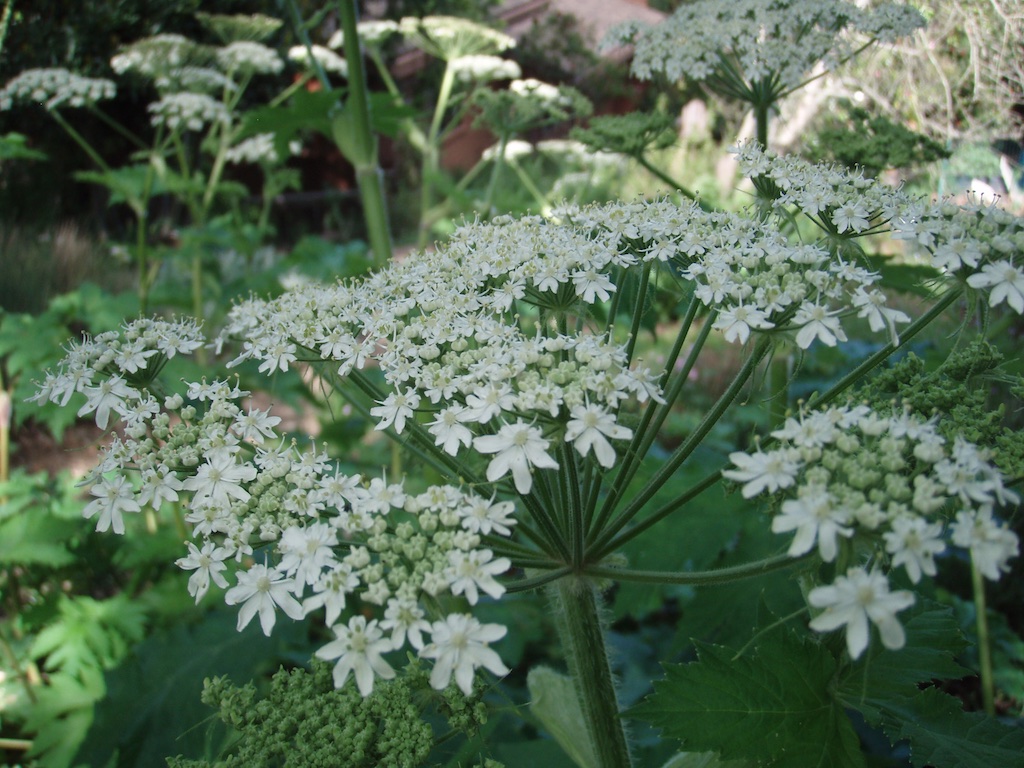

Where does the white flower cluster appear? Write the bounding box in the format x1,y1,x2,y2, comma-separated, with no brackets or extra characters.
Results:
147,92,231,131
724,404,1019,658
734,142,912,235
481,139,533,162
399,15,515,61
607,0,924,95
576,197,908,348
222,211,661,494
287,45,348,77
509,78,572,108
450,55,522,83
224,133,280,165
34,318,515,697
893,197,1024,314
0,68,115,111
111,34,200,77
327,19,400,49
154,66,236,95
216,41,284,76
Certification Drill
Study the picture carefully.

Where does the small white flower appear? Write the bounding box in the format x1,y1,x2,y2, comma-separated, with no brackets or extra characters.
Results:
428,405,474,456
883,515,945,584
950,507,1020,581
371,388,420,433
420,613,509,695
225,564,304,636
723,449,801,498
966,261,1024,314
713,303,771,344
447,549,510,604
316,616,395,695
460,496,516,536
176,540,229,602
182,454,257,507
808,567,915,659
792,303,847,349
772,484,852,561
474,420,559,494
564,404,632,468
78,376,136,430
83,475,141,534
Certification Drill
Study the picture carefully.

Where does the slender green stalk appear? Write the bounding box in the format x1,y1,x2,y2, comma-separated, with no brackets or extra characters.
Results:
0,0,14,55
805,287,962,411
591,336,771,556
971,557,996,716
635,154,705,207
584,551,798,586
418,60,458,246
50,111,110,172
0,738,32,751
551,577,632,768
504,567,573,593
480,133,509,220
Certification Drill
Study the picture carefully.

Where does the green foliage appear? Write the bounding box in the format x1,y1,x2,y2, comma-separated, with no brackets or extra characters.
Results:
0,131,47,160
572,112,677,159
77,608,307,768
31,595,147,678
806,102,950,175
877,689,1024,768
633,629,865,768
0,470,82,567
638,603,1024,768
166,658,501,768
0,283,137,437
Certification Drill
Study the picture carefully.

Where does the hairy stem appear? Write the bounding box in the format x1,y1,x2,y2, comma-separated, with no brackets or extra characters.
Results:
551,577,632,768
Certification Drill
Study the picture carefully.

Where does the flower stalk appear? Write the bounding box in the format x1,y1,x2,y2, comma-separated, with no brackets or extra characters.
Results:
552,577,632,768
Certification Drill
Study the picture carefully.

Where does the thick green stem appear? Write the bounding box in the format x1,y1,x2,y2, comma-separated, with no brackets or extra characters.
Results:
552,577,632,768
971,558,996,716
337,0,392,268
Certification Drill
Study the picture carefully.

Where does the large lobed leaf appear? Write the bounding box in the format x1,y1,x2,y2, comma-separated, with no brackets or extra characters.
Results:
632,630,864,768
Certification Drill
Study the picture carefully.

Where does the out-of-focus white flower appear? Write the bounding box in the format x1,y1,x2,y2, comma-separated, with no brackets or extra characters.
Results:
288,45,348,76
316,615,396,695
420,613,509,695
0,68,116,111
148,92,231,131
808,567,915,659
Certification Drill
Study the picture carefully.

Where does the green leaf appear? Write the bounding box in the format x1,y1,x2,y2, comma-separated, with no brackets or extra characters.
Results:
74,608,307,768
879,688,1024,768
863,255,941,298
527,666,597,768
239,88,341,153
0,131,48,160
0,512,76,566
837,602,970,723
21,667,105,768
632,630,865,768
31,595,147,676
